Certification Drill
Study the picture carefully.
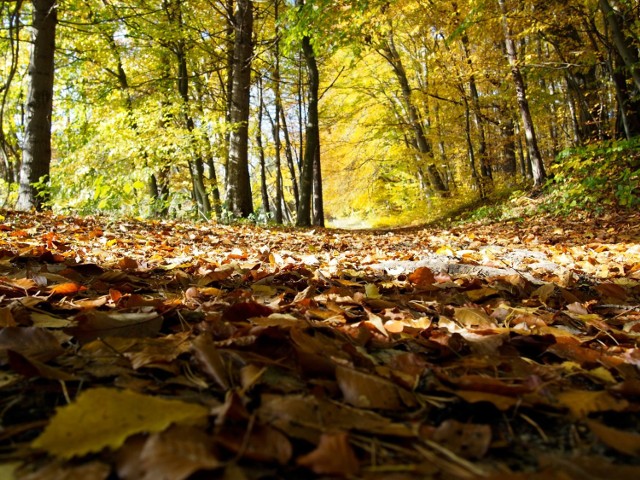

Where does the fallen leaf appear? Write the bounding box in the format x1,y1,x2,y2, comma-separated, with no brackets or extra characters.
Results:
556,390,629,418
336,365,417,410
586,419,640,456
48,282,87,296
431,419,491,459
32,388,209,459
297,431,359,476
408,267,436,286
0,326,64,363
216,424,292,464
136,426,221,480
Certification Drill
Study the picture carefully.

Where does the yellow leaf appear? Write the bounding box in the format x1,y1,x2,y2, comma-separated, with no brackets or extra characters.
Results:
556,390,629,418
454,307,496,328
436,245,455,256
32,388,209,459
364,283,381,299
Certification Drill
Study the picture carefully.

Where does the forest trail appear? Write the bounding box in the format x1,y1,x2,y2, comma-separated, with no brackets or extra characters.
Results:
1,209,639,479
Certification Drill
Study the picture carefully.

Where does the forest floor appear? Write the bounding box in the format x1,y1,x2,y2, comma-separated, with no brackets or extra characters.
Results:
1,208,640,479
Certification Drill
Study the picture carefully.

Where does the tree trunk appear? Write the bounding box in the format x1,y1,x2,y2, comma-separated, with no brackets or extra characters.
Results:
296,32,321,227
256,76,270,215
167,0,211,219
462,95,484,197
380,31,447,194
272,0,284,224
500,117,518,177
279,108,300,212
222,0,235,185
16,0,57,211
312,142,324,227
460,31,491,181
498,0,546,187
599,0,640,93
226,0,254,218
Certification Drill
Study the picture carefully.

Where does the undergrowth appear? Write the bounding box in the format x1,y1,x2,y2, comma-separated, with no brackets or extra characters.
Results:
457,137,640,225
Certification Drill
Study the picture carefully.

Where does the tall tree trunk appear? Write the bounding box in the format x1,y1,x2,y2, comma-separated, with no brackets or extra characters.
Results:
1,0,24,186
500,116,518,177
222,0,235,185
171,0,211,219
272,0,284,224
226,0,254,218
599,0,640,93
296,33,320,227
256,76,270,215
460,29,491,182
16,0,57,211
379,31,447,194
312,142,324,227
498,0,546,187
279,108,300,212
462,95,484,197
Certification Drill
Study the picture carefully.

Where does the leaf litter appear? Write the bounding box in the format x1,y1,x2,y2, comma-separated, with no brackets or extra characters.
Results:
0,209,639,478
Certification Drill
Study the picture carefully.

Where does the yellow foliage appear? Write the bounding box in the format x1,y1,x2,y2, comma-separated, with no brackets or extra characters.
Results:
32,388,209,459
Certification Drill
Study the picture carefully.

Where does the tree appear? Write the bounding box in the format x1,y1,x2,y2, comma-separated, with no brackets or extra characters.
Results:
225,0,254,218
378,28,448,195
498,0,546,186
16,0,57,210
296,32,321,227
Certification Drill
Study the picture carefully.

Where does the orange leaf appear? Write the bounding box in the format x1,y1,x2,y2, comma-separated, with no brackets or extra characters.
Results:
407,267,435,286
586,420,640,456
49,282,86,296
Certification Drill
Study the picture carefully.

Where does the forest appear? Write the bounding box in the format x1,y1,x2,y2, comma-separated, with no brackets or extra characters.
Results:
0,0,637,226
1,1,640,479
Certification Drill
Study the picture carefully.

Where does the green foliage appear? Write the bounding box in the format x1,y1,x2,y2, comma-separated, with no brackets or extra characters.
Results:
543,137,640,214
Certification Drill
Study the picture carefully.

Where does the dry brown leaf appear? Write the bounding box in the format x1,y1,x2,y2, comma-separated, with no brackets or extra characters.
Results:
0,326,64,363
192,333,230,389
137,426,221,480
296,431,359,476
216,424,292,464
18,460,111,480
430,419,491,459
336,365,418,410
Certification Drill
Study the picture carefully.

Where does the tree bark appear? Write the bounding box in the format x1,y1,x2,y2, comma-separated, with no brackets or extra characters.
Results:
226,0,254,218
599,0,640,93
498,0,546,187
296,33,321,227
380,31,448,194
256,76,270,215
279,108,300,213
170,0,211,219
16,0,57,211
272,0,284,224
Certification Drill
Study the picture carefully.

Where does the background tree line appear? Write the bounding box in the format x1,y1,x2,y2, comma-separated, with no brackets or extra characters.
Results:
1,0,638,226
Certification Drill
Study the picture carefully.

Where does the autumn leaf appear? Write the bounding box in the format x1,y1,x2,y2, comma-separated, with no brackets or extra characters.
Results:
48,282,87,296
586,420,640,456
119,426,221,480
0,326,64,363
556,390,629,418
407,266,436,286
336,365,418,410
297,432,359,476
32,388,209,459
